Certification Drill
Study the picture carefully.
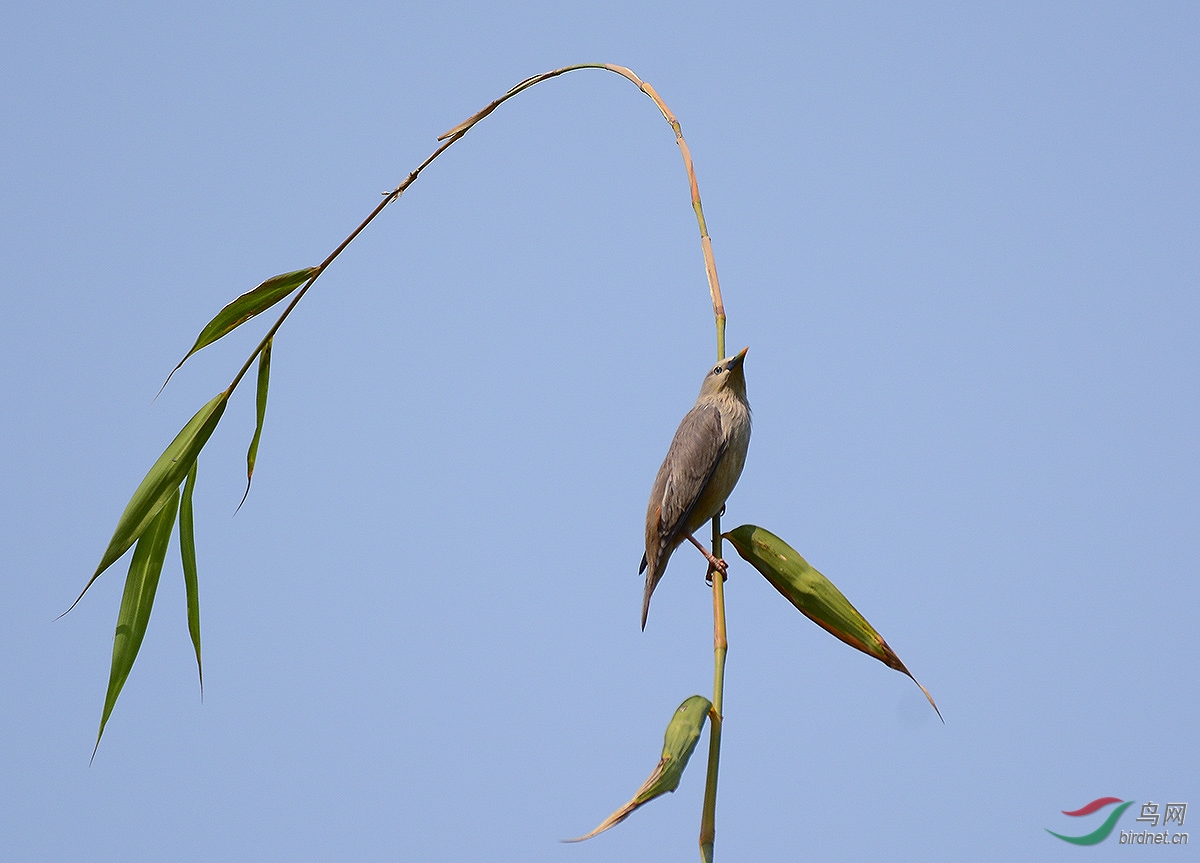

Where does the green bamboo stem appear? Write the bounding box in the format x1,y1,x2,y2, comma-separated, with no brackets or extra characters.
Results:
699,318,729,861
700,510,728,862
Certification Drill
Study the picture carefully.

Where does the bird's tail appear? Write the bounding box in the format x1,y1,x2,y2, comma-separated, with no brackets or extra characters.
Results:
640,559,665,631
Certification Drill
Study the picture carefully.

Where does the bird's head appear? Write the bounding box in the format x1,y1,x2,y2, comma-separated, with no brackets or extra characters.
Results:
698,346,748,400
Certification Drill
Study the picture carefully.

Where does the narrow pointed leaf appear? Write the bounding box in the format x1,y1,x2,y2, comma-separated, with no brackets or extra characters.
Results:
238,337,271,510
68,391,228,614
180,460,202,693
725,524,941,720
164,267,314,383
565,695,711,842
94,486,180,756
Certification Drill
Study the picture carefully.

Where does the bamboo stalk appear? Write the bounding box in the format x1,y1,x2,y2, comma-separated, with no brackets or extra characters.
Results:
209,64,732,859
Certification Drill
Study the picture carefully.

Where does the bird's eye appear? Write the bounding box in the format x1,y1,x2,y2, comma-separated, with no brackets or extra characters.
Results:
712,366,722,375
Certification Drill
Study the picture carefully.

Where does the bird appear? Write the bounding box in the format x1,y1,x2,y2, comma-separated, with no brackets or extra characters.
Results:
640,347,751,629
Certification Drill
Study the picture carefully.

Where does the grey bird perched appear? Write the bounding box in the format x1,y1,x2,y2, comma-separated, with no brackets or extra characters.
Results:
640,347,751,629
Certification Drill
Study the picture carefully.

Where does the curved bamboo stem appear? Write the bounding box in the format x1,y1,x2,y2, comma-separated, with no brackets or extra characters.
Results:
439,64,726,334
216,64,732,860
226,64,728,399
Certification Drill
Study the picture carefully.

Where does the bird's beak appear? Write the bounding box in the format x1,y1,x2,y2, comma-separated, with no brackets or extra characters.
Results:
730,346,749,368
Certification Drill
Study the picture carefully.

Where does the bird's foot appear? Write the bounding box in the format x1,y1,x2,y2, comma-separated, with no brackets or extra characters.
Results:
686,534,729,583
704,558,728,585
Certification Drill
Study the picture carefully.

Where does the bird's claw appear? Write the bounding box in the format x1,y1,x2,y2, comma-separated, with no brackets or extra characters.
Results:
705,558,729,585
684,533,730,583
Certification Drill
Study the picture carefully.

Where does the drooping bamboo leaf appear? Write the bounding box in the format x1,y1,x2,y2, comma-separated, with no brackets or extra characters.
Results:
66,391,229,614
565,695,711,842
163,267,314,386
180,459,202,693
725,524,941,720
238,337,271,511
94,486,180,758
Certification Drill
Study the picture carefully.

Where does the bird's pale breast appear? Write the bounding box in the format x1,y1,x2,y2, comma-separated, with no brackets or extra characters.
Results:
685,393,751,536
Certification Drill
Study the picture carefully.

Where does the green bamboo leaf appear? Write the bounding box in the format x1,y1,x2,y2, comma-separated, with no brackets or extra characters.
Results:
725,524,941,720
94,486,180,758
565,695,711,842
180,459,202,693
66,391,229,615
238,337,271,511
163,267,314,385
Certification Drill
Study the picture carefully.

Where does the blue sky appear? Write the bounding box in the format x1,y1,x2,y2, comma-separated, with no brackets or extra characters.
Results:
2,2,1197,860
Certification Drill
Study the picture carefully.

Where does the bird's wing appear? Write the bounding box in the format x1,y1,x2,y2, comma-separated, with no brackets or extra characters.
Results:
655,403,725,549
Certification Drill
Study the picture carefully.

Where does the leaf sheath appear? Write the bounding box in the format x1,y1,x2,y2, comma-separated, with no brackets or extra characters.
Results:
566,695,711,842
725,524,941,719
